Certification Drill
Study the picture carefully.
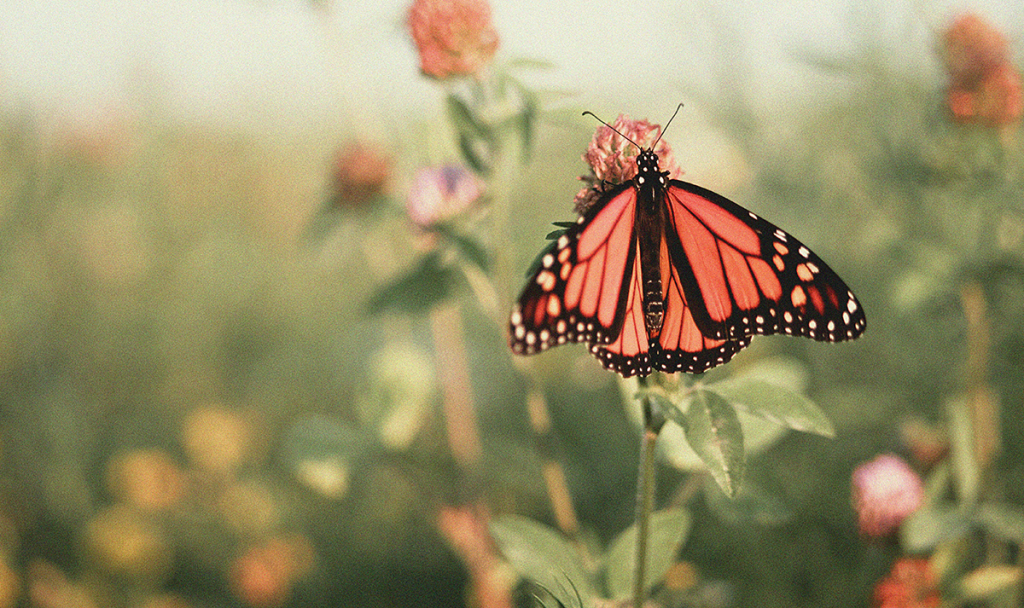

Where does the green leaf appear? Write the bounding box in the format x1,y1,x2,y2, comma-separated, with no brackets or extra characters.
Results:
490,516,596,604
505,57,557,71
457,131,492,175
279,414,374,498
446,94,489,140
959,565,1023,602
900,503,971,552
604,509,690,600
542,222,574,240
655,413,785,471
664,389,744,497
704,478,793,526
975,503,1024,543
517,93,538,160
447,94,494,175
431,223,491,272
365,252,458,315
709,377,835,438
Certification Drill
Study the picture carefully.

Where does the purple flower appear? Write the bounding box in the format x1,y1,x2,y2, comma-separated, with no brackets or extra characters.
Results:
406,165,484,228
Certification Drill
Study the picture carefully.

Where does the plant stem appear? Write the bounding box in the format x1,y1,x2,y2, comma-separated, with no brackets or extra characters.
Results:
523,376,592,569
632,376,665,608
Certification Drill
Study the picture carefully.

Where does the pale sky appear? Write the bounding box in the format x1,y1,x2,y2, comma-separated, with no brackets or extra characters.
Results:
0,0,1020,135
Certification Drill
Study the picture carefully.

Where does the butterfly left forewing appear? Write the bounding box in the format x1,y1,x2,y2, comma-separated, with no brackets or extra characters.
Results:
509,185,641,356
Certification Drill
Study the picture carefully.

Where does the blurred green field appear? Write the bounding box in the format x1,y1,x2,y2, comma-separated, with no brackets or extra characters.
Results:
1,10,1023,608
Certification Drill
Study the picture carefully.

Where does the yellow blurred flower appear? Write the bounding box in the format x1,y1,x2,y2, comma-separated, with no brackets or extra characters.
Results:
106,449,187,512
181,405,259,477
83,506,171,584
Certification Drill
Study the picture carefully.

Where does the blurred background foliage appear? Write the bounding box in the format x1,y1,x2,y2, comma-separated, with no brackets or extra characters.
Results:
0,2,1023,608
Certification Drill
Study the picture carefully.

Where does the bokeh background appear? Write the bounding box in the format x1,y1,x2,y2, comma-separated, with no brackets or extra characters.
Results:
1,1,1023,607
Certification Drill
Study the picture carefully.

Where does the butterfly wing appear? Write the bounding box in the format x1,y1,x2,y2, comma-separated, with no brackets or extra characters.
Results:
645,229,751,374
663,180,866,342
509,185,645,372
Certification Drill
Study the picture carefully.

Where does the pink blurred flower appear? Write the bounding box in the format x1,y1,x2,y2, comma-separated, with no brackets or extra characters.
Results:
941,14,1009,89
947,64,1023,126
407,0,499,79
406,165,485,227
574,114,682,213
229,535,315,608
851,454,924,537
872,558,940,608
940,13,1022,126
330,142,392,208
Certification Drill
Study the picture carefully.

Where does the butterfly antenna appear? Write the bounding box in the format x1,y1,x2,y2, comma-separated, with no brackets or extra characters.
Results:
651,102,684,148
582,111,640,151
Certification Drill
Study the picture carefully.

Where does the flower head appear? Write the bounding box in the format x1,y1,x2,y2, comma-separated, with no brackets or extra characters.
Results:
947,64,1023,126
851,454,924,537
941,13,1009,88
229,535,315,608
406,165,485,228
407,0,499,79
330,142,392,208
872,558,940,608
574,114,682,213
106,448,186,512
940,13,1022,126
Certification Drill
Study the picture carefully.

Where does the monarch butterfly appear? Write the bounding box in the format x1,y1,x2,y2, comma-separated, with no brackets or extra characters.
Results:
508,108,865,378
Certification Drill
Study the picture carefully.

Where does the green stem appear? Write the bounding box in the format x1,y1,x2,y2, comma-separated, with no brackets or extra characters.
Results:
632,376,665,608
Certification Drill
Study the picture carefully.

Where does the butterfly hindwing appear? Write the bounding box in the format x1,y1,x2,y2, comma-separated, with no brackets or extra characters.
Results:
647,228,751,373
587,240,653,376
663,181,866,343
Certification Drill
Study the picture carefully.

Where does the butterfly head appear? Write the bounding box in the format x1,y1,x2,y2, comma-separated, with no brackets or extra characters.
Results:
635,149,668,191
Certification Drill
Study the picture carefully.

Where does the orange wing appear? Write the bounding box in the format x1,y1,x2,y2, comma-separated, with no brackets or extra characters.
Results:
662,181,866,343
645,230,751,373
509,185,644,374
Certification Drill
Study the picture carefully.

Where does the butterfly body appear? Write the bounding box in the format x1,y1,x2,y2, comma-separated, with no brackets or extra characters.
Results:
509,146,865,378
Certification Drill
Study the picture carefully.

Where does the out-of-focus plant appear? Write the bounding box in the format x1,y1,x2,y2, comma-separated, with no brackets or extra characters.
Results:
803,10,1024,608
940,13,1022,129
305,1,550,607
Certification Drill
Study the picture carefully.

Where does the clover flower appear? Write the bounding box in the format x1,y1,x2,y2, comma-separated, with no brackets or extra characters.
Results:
407,0,499,79
573,114,682,214
330,142,392,208
872,558,940,608
940,13,1022,126
406,165,485,228
851,454,924,537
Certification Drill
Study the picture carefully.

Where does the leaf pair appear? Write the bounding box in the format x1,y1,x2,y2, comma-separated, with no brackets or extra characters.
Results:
633,369,836,498
366,224,490,315
490,509,690,606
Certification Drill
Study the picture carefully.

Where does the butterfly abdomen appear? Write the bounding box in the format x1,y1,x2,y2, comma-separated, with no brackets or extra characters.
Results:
636,184,665,337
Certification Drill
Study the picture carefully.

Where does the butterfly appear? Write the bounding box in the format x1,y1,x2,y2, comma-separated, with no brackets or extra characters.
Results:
508,109,865,378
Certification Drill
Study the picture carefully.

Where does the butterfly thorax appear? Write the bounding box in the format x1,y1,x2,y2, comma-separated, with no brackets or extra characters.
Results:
634,149,670,336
